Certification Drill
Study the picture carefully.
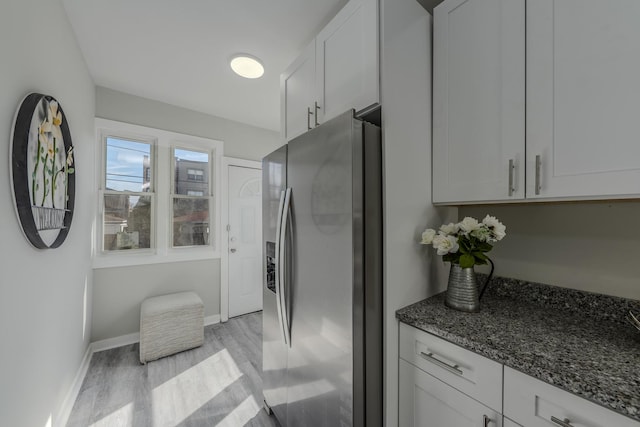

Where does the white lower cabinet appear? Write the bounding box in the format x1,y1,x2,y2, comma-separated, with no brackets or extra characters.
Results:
504,367,639,427
400,359,502,427
399,324,640,427
399,323,503,412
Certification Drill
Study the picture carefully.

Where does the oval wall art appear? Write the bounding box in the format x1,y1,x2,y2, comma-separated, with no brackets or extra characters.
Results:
10,93,75,249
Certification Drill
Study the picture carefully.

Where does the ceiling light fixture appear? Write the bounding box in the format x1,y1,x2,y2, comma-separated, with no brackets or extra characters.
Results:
230,54,264,79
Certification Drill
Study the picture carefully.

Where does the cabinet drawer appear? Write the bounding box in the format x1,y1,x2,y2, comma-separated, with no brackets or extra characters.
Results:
399,323,503,412
400,359,502,427
504,367,639,427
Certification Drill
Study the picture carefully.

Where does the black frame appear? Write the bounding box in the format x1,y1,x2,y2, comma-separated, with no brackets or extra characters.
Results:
11,93,75,249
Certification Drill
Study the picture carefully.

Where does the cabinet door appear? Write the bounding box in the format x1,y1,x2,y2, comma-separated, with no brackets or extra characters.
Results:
432,0,525,204
504,367,639,427
281,41,315,141
315,0,379,125
527,0,640,200
399,359,502,427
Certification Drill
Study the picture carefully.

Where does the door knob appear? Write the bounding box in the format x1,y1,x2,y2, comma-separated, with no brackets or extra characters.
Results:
230,248,237,253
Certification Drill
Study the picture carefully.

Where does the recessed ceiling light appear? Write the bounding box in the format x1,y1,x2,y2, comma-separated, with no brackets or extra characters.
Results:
230,54,264,79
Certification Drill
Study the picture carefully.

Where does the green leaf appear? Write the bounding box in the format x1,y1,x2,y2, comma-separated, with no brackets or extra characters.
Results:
477,242,493,252
459,254,475,268
67,167,75,174
442,253,460,264
472,251,488,261
458,239,471,252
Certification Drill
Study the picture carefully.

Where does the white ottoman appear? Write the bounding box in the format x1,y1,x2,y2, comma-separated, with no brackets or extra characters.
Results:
139,291,204,364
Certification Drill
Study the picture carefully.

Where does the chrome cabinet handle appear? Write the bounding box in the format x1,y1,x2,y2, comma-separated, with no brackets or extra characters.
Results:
508,159,515,196
551,416,574,427
314,101,321,127
230,248,236,253
535,154,542,195
307,107,313,130
419,351,463,376
483,415,491,426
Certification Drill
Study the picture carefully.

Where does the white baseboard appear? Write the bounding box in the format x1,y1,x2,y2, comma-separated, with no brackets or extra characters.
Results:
87,314,221,354
91,331,140,353
205,314,221,326
56,344,93,427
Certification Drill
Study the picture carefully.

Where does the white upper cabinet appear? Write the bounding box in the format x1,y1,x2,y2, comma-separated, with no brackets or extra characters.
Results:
281,0,379,141
433,0,525,204
434,0,640,204
526,0,640,200
281,41,316,142
315,0,379,125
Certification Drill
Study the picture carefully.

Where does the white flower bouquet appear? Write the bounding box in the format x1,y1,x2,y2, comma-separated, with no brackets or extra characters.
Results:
420,216,506,268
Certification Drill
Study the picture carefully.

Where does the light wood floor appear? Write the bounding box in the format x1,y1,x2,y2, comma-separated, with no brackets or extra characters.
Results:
67,312,279,427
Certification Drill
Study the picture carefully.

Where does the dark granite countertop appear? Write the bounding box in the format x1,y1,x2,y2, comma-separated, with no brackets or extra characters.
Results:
396,276,640,422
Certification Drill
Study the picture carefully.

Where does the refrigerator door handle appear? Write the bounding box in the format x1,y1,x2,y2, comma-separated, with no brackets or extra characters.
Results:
274,189,288,346
279,187,293,347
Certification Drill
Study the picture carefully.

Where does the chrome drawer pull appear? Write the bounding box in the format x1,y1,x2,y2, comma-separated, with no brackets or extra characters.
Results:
419,351,463,376
551,416,574,427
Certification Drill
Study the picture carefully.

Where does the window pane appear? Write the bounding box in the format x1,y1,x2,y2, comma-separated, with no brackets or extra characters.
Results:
103,194,152,250
174,148,209,195
173,197,210,247
106,137,152,192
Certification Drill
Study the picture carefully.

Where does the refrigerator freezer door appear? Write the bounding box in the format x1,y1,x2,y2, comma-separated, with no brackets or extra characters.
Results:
262,145,288,425
286,111,360,427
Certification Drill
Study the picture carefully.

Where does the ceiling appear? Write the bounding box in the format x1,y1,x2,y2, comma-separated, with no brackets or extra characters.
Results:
62,0,348,131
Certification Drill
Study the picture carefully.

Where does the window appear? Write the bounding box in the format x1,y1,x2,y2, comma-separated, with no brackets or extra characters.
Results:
95,119,223,268
103,137,154,251
187,168,204,182
172,148,210,247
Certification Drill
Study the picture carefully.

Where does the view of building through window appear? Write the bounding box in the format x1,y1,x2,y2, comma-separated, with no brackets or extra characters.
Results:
173,148,210,247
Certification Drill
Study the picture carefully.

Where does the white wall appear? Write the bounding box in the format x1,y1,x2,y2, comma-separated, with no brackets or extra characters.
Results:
380,1,456,425
0,1,95,426
460,202,640,300
96,86,282,161
92,86,280,342
92,260,220,341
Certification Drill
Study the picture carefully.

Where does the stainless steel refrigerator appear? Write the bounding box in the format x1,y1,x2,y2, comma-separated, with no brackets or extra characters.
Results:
262,110,382,427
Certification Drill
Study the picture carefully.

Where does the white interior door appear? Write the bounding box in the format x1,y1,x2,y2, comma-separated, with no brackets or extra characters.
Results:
228,165,262,318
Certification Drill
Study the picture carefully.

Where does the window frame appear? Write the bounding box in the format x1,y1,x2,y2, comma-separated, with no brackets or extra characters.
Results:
99,131,157,256
94,119,223,269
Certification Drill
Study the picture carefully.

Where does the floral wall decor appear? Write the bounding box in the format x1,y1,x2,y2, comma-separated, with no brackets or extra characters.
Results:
10,93,75,249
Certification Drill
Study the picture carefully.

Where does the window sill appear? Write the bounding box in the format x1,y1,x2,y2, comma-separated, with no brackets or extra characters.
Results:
92,249,221,269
